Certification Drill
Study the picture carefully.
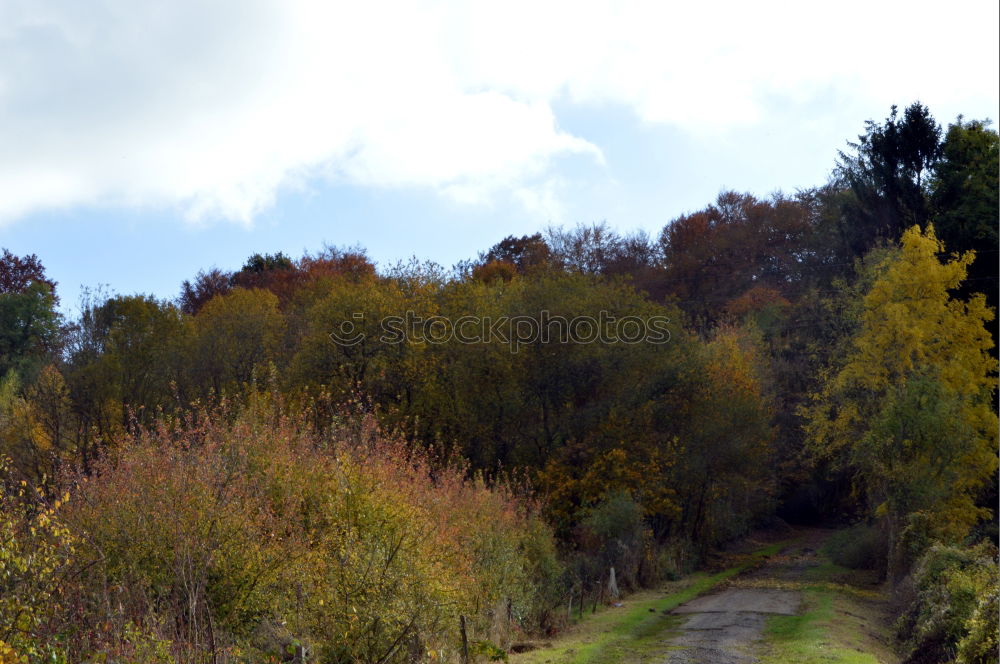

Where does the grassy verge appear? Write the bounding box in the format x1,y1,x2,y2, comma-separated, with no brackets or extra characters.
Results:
759,587,896,664
756,552,898,664
512,540,788,664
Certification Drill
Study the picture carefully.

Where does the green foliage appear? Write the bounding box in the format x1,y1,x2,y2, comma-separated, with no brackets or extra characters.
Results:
836,102,941,253
481,233,552,274
240,252,294,275
897,543,999,663
955,585,998,664
470,640,508,662
930,117,1000,314
0,366,76,485
822,524,886,571
578,492,648,590
931,118,999,254
0,282,60,382
66,294,188,438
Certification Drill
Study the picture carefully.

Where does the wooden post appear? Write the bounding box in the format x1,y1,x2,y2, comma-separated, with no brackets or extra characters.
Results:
460,615,470,664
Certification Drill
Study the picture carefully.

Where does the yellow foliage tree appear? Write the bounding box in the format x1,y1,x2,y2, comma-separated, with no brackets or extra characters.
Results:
0,457,75,662
1,366,80,485
191,287,285,396
804,225,998,574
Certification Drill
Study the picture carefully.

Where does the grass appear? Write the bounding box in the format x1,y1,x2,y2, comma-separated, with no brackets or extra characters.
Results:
757,539,899,664
759,588,894,664
512,540,788,664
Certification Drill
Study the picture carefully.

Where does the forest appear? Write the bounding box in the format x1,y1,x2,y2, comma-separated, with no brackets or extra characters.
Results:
1,102,997,664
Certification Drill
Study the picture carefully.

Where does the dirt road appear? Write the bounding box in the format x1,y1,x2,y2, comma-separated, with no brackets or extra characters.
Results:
665,587,800,663
662,531,827,663
512,528,896,664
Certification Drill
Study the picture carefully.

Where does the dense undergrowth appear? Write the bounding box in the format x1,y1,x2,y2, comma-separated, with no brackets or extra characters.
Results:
2,400,568,663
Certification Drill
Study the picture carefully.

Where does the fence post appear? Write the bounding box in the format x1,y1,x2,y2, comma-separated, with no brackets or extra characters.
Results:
460,615,470,664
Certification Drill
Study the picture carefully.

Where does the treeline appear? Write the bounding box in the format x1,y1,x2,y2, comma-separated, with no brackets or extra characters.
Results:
1,103,997,663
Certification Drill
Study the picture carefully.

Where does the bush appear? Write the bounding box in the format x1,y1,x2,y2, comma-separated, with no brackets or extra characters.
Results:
897,542,999,663
956,586,999,664
650,537,698,582
0,457,75,663
823,522,887,571
51,403,559,663
579,492,648,591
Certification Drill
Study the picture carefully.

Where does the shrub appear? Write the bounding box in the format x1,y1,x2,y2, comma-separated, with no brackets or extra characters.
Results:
55,404,557,663
956,585,999,664
0,457,75,663
579,492,648,591
897,542,999,663
823,522,887,571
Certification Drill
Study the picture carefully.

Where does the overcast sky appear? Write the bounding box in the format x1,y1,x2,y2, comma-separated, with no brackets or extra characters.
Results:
1,0,998,312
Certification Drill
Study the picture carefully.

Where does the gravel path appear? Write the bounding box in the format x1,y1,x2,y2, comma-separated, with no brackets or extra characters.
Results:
660,539,816,664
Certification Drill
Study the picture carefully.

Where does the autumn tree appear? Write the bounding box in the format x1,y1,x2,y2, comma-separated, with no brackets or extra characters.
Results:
189,288,285,397
481,233,552,273
65,295,187,441
658,192,813,332
290,275,436,409
0,366,75,484
674,325,775,547
179,268,232,315
0,250,56,297
804,226,998,577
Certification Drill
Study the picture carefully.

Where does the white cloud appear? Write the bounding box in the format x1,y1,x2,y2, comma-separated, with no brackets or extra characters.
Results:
0,0,996,225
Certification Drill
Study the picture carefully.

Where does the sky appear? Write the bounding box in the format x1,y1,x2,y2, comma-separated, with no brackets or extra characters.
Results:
1,0,998,314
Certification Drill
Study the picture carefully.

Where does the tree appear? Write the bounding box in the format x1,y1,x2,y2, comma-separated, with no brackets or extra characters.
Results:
65,295,187,437
481,233,552,273
0,282,61,382
230,252,294,292
190,288,284,396
0,250,56,298
658,192,813,332
671,324,775,547
0,366,75,484
836,102,942,254
290,276,431,406
541,223,671,299
930,118,999,313
0,251,61,382
179,268,232,315
804,226,997,577
0,455,74,661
